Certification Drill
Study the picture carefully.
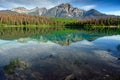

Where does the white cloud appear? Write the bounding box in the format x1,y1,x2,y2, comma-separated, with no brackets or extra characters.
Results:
0,0,74,9
105,11,120,16
81,5,96,10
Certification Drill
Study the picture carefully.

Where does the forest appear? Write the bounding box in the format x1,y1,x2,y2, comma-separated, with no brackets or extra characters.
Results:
65,17,120,34
0,13,120,39
0,13,120,27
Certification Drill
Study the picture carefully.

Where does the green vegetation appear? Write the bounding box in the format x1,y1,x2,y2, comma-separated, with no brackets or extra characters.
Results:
65,18,120,34
0,26,62,39
0,13,120,39
51,17,77,25
0,13,77,27
4,58,20,74
50,29,78,34
4,58,28,74
0,13,120,27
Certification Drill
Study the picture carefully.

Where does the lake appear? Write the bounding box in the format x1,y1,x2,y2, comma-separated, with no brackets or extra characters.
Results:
0,31,120,80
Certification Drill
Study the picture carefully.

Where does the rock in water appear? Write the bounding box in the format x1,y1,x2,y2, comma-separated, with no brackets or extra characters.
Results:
65,74,77,80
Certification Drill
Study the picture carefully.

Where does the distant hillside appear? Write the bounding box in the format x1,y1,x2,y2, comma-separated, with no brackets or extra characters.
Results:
0,10,18,14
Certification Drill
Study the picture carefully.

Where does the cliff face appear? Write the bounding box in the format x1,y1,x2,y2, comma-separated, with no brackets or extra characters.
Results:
9,3,116,19
11,7,47,16
44,3,85,19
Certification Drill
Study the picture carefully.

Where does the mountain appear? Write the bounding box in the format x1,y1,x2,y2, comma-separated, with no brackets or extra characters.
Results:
83,9,107,19
11,7,29,14
11,7,47,16
44,3,85,19
45,4,117,19
0,3,117,19
28,7,47,16
0,10,18,14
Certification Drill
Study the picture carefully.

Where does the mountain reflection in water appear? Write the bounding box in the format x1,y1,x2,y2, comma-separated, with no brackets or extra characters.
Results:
0,35,120,80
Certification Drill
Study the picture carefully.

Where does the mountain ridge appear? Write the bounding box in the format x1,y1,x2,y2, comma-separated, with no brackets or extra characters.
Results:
0,3,118,19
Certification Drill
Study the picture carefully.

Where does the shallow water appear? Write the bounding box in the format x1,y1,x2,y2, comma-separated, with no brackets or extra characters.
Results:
0,32,120,80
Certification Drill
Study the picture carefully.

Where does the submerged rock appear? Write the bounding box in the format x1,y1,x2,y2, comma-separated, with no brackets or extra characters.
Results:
117,44,120,51
118,58,120,60
65,74,77,80
4,58,30,80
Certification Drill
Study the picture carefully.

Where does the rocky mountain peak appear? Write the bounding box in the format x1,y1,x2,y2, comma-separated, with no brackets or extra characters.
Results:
88,9,100,13
58,3,72,8
62,3,71,7
13,7,27,10
11,7,28,13
8,3,112,19
12,7,28,11
44,3,85,18
29,7,47,16
85,9,104,16
30,7,39,12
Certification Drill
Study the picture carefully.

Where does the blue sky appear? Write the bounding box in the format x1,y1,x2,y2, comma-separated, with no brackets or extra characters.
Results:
0,0,120,15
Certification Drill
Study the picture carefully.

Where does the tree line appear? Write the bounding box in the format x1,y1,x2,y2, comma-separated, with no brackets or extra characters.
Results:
0,13,120,38
66,17,120,27
0,13,64,26
0,13,119,27
65,17,120,34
